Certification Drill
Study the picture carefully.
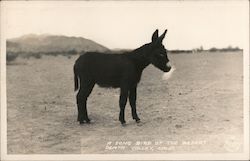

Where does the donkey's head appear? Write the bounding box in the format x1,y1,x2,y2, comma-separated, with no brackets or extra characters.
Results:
147,29,171,72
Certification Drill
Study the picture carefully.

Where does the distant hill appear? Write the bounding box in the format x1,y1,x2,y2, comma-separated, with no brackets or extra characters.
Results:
110,48,132,54
7,34,110,53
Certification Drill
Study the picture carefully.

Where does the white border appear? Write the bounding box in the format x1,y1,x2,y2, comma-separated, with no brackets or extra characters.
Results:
1,1,7,160
0,1,249,160
243,0,250,158
1,153,250,160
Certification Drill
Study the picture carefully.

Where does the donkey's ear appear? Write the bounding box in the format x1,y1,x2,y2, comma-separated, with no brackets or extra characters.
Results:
152,29,159,42
158,29,167,43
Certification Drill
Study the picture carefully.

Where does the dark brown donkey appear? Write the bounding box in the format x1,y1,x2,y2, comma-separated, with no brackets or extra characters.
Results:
74,29,171,125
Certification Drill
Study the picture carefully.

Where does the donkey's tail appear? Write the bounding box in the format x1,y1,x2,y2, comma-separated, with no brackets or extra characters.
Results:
74,64,79,91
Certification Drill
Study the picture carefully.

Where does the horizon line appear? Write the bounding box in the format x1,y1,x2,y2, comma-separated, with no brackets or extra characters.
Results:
6,33,243,51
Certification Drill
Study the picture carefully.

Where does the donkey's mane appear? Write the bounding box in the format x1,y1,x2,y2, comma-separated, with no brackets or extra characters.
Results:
125,43,151,70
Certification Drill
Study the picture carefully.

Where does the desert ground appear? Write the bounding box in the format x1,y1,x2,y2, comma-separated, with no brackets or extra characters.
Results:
7,51,243,154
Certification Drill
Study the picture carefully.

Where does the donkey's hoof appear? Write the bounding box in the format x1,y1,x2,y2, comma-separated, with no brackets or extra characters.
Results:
134,117,140,123
120,121,126,126
85,119,91,124
136,119,141,123
79,121,85,125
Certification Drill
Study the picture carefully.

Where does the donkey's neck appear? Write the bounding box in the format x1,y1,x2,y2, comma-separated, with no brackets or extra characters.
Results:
126,45,151,71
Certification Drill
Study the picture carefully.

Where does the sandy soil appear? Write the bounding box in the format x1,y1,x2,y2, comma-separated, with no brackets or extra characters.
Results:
7,52,243,154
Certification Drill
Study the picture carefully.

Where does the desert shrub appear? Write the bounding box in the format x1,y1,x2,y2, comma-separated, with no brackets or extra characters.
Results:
209,46,242,52
223,46,241,52
68,49,77,55
209,47,218,52
6,52,18,62
44,51,58,56
33,54,42,59
22,52,34,59
169,50,192,54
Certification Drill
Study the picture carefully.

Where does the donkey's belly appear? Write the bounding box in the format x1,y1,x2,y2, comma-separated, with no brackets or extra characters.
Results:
95,78,121,88
92,72,121,88
97,82,120,88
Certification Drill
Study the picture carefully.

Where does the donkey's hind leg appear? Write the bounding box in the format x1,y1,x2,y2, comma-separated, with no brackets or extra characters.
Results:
129,87,140,123
76,80,95,124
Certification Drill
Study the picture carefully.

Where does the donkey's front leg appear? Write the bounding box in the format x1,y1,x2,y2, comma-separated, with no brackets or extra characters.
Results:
129,87,140,123
119,87,129,125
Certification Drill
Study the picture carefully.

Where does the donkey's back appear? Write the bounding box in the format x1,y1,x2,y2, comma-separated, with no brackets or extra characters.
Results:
74,52,136,88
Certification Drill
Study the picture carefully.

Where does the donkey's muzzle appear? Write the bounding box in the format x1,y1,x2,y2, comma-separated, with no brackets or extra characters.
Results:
164,62,171,72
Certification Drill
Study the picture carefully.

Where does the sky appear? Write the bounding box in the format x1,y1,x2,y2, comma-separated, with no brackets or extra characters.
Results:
1,1,249,50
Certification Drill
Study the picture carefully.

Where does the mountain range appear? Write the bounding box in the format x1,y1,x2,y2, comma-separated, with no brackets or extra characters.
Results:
6,34,109,53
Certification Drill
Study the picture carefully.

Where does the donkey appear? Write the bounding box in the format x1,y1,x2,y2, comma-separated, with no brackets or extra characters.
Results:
74,29,171,125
